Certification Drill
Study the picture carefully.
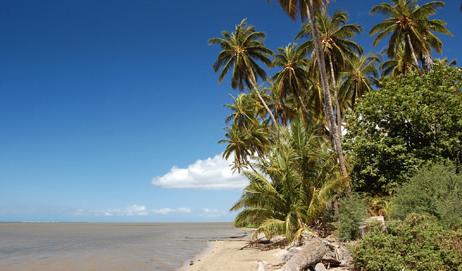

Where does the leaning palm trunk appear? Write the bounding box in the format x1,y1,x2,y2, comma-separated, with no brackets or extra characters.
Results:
328,55,343,141
306,4,348,178
406,34,420,68
249,79,278,126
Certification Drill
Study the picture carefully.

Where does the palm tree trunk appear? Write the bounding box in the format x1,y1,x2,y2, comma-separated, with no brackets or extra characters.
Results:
423,53,434,71
407,34,420,68
296,90,309,123
328,55,343,140
306,4,348,178
249,80,278,126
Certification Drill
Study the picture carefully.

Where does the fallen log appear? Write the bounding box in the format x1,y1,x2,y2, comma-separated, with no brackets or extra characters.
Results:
281,238,328,271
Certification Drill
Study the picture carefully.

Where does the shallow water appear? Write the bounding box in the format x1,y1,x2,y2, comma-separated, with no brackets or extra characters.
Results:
0,223,245,271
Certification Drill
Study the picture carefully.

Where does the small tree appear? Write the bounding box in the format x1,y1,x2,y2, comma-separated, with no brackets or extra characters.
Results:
391,163,462,229
345,64,462,195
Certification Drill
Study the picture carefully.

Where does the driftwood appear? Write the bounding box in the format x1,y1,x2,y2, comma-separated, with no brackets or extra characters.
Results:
257,260,267,271
281,238,328,271
241,238,289,251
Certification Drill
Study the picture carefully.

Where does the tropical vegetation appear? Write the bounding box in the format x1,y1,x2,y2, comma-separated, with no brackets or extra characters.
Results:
230,121,346,240
345,64,462,195
354,214,462,271
391,163,462,229
209,0,461,268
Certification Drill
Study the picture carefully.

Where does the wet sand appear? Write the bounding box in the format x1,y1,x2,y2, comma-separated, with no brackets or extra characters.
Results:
0,223,244,271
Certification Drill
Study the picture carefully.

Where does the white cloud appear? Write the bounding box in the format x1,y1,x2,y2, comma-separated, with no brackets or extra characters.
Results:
74,205,192,217
152,154,248,189
99,204,149,216
73,204,149,217
201,208,228,217
151,207,192,215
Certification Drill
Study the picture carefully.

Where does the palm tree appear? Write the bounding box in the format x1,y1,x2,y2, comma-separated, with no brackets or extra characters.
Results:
370,0,450,70
231,120,345,240
339,55,380,108
380,44,418,77
296,10,362,142
273,0,349,178
221,123,271,172
225,93,259,128
222,91,272,172
209,19,278,125
296,10,363,83
268,84,299,125
272,43,310,120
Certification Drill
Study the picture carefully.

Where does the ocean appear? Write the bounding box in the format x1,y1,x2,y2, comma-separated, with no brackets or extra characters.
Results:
0,222,245,271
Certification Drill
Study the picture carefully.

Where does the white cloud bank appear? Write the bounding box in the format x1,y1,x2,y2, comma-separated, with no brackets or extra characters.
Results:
74,205,192,217
152,154,248,189
201,208,229,217
151,207,191,215
103,204,149,216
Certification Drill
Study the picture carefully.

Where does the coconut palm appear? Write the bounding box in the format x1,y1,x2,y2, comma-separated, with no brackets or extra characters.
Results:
209,19,277,125
273,0,349,178
380,44,418,77
225,92,261,129
339,55,380,108
231,120,346,240
222,91,273,172
296,10,362,141
221,122,271,172
268,84,299,126
370,0,450,70
296,10,363,82
272,43,310,120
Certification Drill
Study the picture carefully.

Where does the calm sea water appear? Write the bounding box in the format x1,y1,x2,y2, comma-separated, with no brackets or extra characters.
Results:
0,223,245,271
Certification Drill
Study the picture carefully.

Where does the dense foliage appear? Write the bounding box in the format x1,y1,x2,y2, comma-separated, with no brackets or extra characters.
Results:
354,214,462,271
345,64,462,195
391,163,462,229
230,121,347,241
335,194,367,241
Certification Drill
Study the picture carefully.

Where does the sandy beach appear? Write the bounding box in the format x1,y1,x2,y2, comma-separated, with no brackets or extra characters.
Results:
181,240,285,271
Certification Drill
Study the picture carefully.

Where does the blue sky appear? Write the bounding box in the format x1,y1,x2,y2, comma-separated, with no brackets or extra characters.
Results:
0,0,460,222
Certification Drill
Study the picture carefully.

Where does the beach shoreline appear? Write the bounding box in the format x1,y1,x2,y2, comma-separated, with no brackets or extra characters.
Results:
180,239,285,271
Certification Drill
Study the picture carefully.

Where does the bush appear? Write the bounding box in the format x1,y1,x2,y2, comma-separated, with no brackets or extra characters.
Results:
353,214,462,271
344,64,462,195
336,194,368,241
391,163,462,229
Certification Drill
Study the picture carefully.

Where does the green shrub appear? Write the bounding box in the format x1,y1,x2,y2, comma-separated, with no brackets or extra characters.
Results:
391,163,462,229
336,194,368,241
344,64,462,195
353,214,462,271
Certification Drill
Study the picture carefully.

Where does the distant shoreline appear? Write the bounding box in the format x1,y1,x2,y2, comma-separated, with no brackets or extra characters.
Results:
0,221,234,224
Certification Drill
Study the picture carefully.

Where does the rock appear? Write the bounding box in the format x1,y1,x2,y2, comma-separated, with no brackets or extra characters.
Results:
337,243,353,267
314,263,327,271
281,246,302,263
